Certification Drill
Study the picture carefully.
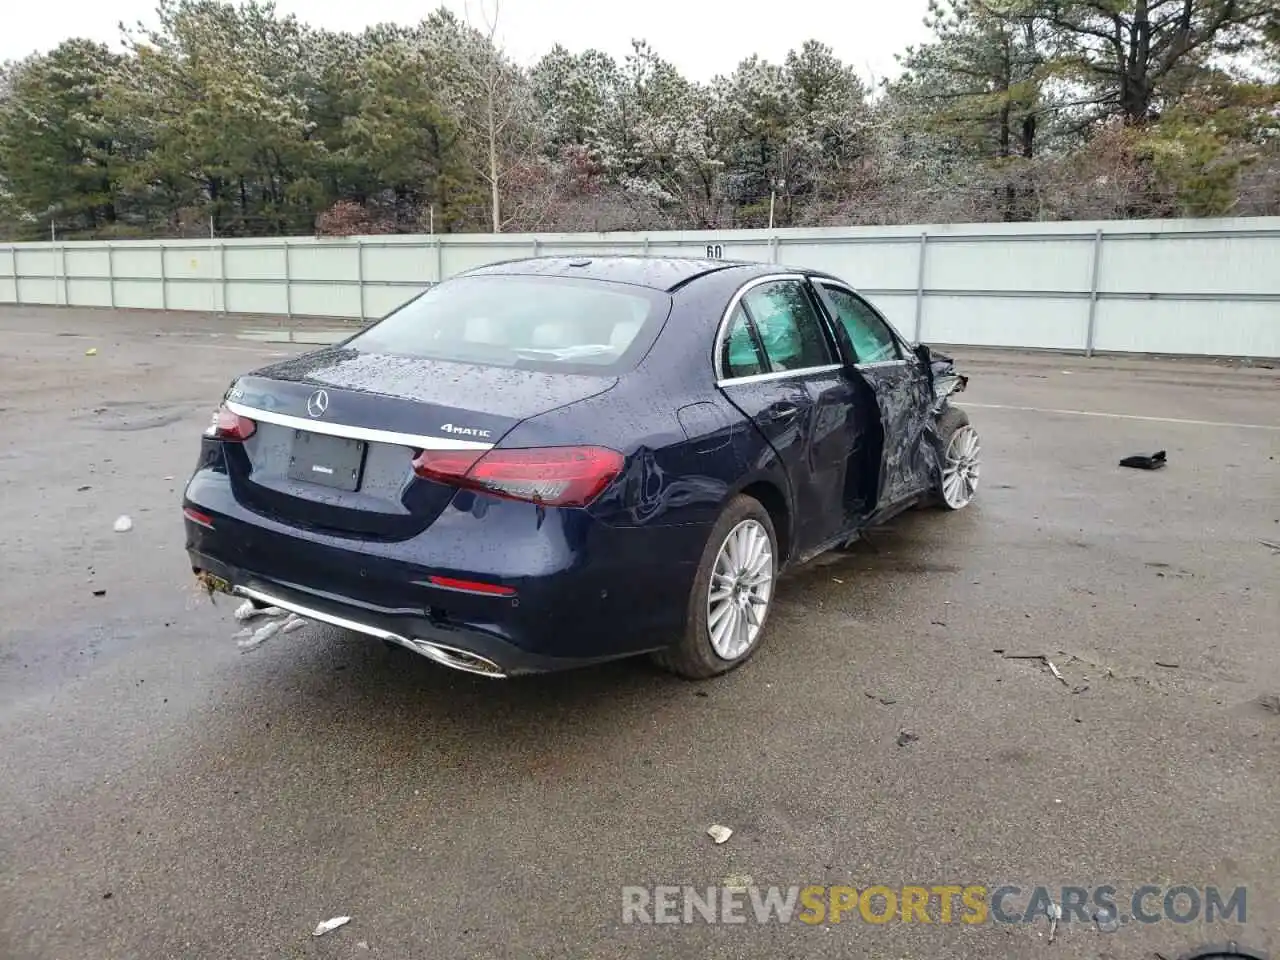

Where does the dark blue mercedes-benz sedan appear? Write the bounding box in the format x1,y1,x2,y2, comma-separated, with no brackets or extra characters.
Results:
184,256,978,679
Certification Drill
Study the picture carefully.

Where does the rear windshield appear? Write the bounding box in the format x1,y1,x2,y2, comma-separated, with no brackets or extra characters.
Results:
347,274,671,375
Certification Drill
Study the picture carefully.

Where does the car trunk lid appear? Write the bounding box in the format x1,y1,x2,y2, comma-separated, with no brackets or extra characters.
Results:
222,348,618,539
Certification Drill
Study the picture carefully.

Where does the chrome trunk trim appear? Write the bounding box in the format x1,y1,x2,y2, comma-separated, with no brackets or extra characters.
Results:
224,401,494,452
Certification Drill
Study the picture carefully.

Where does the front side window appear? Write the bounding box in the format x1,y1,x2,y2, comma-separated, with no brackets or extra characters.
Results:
818,284,900,364
741,281,834,371
346,275,668,375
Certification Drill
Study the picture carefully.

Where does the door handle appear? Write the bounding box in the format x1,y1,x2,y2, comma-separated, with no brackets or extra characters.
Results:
769,401,799,421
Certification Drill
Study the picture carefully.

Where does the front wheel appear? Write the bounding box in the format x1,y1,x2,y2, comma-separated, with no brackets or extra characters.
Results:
934,406,981,510
652,494,779,680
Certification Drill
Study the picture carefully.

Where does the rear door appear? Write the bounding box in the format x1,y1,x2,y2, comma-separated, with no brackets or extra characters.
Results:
716,276,866,553
810,281,935,509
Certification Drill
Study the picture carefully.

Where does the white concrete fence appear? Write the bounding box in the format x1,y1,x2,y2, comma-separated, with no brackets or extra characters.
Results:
2,217,1279,357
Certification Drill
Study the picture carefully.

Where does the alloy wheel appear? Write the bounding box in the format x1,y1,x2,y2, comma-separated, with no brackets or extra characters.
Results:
942,424,981,509
706,519,775,660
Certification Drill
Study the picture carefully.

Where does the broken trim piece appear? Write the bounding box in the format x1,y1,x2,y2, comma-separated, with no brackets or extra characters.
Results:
933,373,968,403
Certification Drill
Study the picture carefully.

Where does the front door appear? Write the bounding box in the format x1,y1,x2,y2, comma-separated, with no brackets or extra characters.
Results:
716,277,870,554
810,280,936,510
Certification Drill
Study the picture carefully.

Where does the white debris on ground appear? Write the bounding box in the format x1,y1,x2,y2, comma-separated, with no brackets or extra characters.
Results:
238,620,281,651
706,824,733,844
233,600,285,621
113,515,133,533
233,607,308,649
312,916,352,936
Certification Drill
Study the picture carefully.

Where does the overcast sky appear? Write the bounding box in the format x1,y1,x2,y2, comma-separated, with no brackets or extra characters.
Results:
3,0,932,85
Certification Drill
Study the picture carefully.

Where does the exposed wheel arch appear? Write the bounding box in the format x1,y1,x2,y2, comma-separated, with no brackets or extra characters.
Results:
738,479,792,566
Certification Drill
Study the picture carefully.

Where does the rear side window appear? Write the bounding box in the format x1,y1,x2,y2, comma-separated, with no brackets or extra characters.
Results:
741,281,834,371
347,275,669,375
721,305,767,378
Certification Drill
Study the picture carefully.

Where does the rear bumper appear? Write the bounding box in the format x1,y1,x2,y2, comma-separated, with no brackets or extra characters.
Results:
184,469,707,677
191,550,629,677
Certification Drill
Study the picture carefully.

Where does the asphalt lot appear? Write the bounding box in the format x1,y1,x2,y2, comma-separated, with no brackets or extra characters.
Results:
1,305,1278,960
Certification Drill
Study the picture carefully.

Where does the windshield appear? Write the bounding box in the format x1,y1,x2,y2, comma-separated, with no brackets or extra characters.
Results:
347,274,671,375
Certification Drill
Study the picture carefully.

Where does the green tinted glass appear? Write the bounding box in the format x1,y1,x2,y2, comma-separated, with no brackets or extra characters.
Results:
723,305,765,377
822,286,898,364
742,282,833,371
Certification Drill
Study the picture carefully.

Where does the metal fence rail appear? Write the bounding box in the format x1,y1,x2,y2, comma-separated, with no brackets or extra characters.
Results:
3,217,1279,357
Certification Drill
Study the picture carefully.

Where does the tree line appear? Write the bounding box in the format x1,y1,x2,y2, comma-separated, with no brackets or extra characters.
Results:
1,0,1277,241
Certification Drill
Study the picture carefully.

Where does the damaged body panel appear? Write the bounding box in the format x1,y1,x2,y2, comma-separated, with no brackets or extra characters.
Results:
857,344,969,513
852,361,937,512
184,256,978,681
926,348,969,410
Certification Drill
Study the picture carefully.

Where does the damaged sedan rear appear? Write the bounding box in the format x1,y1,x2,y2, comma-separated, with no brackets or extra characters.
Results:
183,256,978,679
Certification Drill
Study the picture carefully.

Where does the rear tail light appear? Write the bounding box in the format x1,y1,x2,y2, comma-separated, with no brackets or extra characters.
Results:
183,506,214,529
412,446,624,508
205,404,256,441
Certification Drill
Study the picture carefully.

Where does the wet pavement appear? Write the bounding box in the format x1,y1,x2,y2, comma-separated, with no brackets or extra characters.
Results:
2,306,1278,960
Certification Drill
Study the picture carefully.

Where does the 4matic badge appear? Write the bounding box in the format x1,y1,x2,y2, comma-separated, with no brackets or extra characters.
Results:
440,423,492,439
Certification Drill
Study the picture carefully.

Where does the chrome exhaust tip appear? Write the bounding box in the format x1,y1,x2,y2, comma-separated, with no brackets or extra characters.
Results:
232,586,508,679
408,639,507,678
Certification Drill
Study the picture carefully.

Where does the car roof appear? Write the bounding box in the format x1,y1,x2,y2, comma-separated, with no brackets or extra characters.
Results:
458,255,782,293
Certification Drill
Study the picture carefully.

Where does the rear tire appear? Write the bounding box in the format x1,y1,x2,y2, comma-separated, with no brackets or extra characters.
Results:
652,494,779,680
932,406,980,510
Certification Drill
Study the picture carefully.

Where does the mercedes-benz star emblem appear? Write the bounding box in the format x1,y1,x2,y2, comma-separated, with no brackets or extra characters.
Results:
305,389,329,418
